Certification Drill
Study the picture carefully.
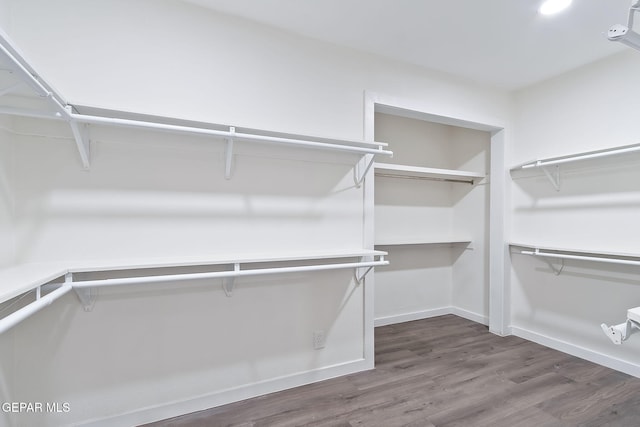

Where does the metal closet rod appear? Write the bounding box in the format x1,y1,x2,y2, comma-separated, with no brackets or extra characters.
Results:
521,250,640,267
0,32,393,160
374,172,475,184
67,113,393,156
71,259,388,289
0,285,73,335
521,143,640,169
0,257,388,335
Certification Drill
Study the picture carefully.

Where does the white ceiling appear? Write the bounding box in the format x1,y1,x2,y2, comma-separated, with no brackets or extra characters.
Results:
181,0,634,90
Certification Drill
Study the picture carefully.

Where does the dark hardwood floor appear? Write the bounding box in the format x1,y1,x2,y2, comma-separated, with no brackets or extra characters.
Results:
145,315,640,426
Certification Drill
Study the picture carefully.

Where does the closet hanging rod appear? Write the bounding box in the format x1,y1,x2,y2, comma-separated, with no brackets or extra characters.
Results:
71,259,388,289
519,143,640,169
0,30,393,166
0,285,72,335
0,256,387,334
374,172,475,184
67,113,393,157
520,250,640,267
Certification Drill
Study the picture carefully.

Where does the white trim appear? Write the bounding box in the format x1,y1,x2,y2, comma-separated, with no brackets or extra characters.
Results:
511,326,640,379
364,91,505,133
489,130,509,336
362,91,377,368
374,307,452,327
451,306,489,325
79,358,371,427
374,306,489,327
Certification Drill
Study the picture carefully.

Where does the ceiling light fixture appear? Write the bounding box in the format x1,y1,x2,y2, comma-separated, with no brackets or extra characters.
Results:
539,0,572,15
608,1,640,52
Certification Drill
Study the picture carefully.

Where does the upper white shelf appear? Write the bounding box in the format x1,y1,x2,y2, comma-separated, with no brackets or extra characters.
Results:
512,143,640,171
374,162,484,185
0,30,392,174
510,143,640,191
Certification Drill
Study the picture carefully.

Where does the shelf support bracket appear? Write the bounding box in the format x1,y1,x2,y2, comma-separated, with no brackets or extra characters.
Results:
354,255,382,284
541,165,560,191
222,263,240,297
225,126,235,180
540,254,564,276
67,107,91,170
354,266,373,285
354,154,375,188
70,272,97,311
523,248,565,275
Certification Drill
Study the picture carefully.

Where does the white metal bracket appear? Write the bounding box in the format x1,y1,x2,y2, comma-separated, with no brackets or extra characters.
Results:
69,272,97,311
540,254,565,276
354,154,375,188
225,126,235,180
222,263,240,297
354,255,382,284
354,266,373,285
523,248,565,275
541,165,560,191
66,107,91,170
222,277,235,297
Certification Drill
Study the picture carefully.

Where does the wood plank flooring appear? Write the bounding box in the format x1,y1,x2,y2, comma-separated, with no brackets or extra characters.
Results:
145,315,640,426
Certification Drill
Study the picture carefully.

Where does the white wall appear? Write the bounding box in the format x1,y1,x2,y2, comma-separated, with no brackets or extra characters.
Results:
0,116,14,427
0,0,512,425
0,116,13,267
375,115,456,243
373,113,491,324
374,115,456,322
451,127,490,321
511,51,640,375
9,118,364,264
3,0,511,140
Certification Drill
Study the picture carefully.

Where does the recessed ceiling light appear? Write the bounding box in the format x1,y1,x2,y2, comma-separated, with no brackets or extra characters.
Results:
539,0,572,15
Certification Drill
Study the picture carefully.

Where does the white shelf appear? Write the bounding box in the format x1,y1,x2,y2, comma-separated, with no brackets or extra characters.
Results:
374,162,484,184
511,143,640,191
0,249,387,305
510,243,640,266
511,143,640,171
0,30,392,174
0,250,388,334
375,238,471,247
0,263,69,305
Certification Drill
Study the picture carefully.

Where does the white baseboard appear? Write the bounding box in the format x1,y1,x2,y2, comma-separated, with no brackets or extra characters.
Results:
450,306,489,325
374,306,488,327
80,358,372,427
511,326,640,379
374,307,451,327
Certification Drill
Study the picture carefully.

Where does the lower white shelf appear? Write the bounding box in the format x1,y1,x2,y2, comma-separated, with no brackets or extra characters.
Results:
375,239,471,247
374,162,484,184
0,249,388,334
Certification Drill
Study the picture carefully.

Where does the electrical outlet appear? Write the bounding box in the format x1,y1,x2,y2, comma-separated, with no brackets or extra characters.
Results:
313,330,326,349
